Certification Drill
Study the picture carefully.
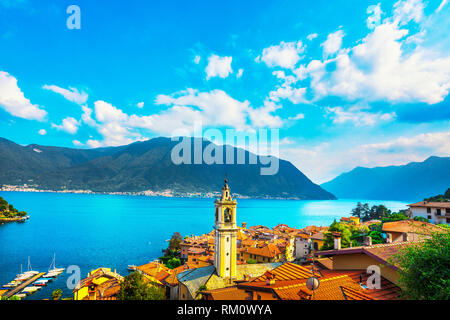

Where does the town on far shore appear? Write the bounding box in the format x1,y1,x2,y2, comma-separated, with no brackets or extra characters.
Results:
1,182,449,301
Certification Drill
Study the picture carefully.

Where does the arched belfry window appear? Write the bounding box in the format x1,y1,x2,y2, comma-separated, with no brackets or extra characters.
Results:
215,207,219,221
224,208,232,223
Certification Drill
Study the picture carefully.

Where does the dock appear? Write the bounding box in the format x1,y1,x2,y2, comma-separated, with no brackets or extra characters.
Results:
3,272,45,299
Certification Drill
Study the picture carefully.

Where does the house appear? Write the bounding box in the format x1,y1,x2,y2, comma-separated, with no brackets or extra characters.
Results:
294,233,311,261
407,201,450,224
136,261,172,287
315,235,418,286
311,232,325,251
73,267,123,300
240,243,283,263
382,220,445,243
340,216,360,225
202,262,400,300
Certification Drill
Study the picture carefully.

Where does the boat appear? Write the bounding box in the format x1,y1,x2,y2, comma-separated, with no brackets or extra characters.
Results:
15,257,38,281
128,265,137,271
45,253,65,277
21,286,40,294
33,279,49,286
15,293,27,299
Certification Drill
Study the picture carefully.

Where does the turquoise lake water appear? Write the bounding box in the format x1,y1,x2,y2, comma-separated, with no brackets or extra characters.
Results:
0,191,409,299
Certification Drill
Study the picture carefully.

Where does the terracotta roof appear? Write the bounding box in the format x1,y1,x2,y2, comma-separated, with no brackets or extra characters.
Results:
315,258,333,270
311,232,325,241
320,269,401,300
408,201,450,209
202,286,250,300
244,243,281,258
382,220,445,234
317,241,418,270
136,262,172,284
253,262,316,282
163,270,179,286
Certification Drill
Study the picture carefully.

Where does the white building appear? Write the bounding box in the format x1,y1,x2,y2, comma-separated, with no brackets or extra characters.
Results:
294,235,311,261
407,201,450,225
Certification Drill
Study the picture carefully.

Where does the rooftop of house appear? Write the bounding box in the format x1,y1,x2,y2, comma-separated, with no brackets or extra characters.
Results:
73,267,123,292
382,220,445,234
177,263,281,299
317,241,419,270
204,265,401,300
408,201,450,209
136,261,172,284
243,243,282,258
311,232,325,241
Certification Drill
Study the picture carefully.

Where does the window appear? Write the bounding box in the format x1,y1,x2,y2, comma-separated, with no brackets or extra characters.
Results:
224,208,232,222
427,208,431,213
428,215,432,220
226,252,229,256
446,208,450,214
227,237,229,242
313,242,319,251
447,218,450,223
437,209,441,216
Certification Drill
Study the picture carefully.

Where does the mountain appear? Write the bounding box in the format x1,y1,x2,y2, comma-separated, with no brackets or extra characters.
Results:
0,137,335,200
321,156,450,201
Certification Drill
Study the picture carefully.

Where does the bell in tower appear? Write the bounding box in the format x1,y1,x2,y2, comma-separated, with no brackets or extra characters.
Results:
214,178,238,279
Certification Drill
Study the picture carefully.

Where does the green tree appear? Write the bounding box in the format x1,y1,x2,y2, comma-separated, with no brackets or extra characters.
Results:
51,289,63,300
166,257,181,269
322,221,356,250
390,232,450,300
246,258,257,264
166,232,182,255
413,216,428,222
117,271,165,300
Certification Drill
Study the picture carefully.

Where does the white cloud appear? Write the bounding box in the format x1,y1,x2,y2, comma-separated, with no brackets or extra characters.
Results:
393,0,424,25
0,71,47,121
281,130,450,183
194,55,201,64
247,100,283,128
268,70,309,105
38,129,47,135
42,85,88,105
236,68,244,78
307,20,450,104
155,88,251,131
205,54,233,79
81,105,97,127
94,100,128,123
259,41,304,69
137,102,144,108
288,113,305,121
321,29,345,57
307,33,318,41
72,140,83,146
51,117,80,134
326,106,396,126
436,0,447,12
367,3,383,29
86,139,102,148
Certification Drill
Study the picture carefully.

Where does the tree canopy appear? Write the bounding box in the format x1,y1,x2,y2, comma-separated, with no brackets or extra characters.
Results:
390,232,450,300
118,271,165,300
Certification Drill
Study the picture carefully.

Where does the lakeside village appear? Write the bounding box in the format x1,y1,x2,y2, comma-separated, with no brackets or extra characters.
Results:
1,182,449,301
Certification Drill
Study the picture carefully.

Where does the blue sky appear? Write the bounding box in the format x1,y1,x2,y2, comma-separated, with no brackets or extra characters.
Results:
0,0,449,183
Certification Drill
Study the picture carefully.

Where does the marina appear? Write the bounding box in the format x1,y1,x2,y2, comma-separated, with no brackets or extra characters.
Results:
1,255,65,300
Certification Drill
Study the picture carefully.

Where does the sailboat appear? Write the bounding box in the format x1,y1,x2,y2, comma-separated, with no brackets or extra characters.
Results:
44,253,65,278
15,257,38,281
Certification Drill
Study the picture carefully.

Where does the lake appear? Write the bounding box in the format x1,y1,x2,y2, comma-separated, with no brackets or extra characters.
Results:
0,191,409,300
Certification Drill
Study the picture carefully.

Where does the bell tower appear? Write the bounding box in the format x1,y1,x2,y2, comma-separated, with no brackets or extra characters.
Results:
214,178,238,279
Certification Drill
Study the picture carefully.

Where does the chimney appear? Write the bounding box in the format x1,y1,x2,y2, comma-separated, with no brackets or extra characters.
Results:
333,232,342,250
386,233,392,243
242,222,247,229
364,236,372,246
402,232,409,242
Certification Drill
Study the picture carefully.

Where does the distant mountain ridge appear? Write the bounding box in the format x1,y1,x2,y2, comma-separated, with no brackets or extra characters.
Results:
321,156,450,201
0,137,335,200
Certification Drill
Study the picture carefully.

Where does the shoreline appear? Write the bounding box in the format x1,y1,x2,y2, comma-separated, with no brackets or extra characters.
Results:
0,186,335,201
